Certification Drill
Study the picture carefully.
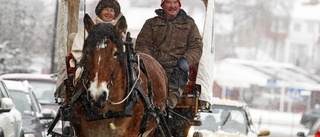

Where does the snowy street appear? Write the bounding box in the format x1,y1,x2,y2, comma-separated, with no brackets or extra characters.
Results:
250,109,310,137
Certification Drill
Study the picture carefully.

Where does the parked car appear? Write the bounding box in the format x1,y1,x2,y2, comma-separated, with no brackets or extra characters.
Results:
300,108,320,129
188,98,270,137
3,80,55,137
0,73,62,134
0,73,58,111
0,78,24,137
297,118,320,137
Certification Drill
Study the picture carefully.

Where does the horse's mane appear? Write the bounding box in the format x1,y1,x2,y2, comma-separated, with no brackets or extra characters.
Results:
79,23,124,67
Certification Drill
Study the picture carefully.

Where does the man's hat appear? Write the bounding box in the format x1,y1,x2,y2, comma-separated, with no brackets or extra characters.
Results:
95,0,121,17
161,0,181,7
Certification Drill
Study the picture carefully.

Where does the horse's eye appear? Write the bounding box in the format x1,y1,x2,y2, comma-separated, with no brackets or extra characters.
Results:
113,51,119,58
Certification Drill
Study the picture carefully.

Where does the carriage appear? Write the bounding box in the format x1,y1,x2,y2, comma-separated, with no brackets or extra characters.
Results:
48,0,214,136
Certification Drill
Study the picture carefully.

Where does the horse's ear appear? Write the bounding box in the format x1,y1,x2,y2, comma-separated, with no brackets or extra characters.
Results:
84,14,94,33
115,15,127,40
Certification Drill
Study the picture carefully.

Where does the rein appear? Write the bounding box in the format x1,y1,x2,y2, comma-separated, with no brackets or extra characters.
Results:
108,54,141,105
78,33,158,121
48,32,172,137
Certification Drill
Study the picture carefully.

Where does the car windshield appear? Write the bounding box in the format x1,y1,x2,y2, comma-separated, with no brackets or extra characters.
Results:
9,90,34,116
195,106,248,134
0,81,10,98
28,81,56,105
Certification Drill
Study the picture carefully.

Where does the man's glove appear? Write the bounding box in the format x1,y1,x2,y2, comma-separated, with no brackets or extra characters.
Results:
169,58,189,89
176,57,189,72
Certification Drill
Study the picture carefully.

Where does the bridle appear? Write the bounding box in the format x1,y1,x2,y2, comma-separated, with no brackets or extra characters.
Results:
81,40,142,106
47,32,173,137
75,32,153,119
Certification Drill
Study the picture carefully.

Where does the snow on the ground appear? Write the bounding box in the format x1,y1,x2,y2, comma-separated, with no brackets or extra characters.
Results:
249,108,302,126
249,109,310,137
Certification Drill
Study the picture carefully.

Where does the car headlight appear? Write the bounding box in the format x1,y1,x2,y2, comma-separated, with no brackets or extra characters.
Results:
187,126,195,137
24,133,36,137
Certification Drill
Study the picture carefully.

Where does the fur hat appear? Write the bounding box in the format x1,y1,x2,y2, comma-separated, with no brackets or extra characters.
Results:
161,0,181,7
95,0,121,17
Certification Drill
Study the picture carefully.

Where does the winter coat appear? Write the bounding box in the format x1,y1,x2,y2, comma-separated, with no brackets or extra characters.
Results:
70,14,127,83
71,16,123,64
55,12,127,99
135,9,203,73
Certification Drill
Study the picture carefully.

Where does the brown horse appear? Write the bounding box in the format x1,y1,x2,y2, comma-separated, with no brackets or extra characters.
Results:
67,14,168,137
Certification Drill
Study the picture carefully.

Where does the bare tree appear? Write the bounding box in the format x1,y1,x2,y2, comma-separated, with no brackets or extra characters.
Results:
0,0,55,73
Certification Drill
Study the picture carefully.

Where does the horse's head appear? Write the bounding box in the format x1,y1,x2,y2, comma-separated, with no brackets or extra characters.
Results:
69,14,168,137
80,14,127,103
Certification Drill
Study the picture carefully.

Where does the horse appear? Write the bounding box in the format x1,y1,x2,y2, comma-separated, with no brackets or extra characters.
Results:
66,14,169,137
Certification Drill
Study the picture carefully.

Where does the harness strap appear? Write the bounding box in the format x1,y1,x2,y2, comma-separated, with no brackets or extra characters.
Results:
83,94,132,121
140,58,154,105
57,32,168,136
83,33,147,121
137,59,155,135
47,87,85,137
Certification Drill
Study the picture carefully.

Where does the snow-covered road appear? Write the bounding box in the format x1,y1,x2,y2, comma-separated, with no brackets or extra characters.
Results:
250,109,309,137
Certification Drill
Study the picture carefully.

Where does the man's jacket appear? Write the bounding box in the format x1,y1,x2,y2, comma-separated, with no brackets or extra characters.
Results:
135,9,203,73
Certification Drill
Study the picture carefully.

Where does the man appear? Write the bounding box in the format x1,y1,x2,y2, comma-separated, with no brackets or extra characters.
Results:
135,0,203,108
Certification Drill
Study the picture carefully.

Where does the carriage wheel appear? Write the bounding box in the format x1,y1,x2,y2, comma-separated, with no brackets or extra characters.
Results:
193,131,203,137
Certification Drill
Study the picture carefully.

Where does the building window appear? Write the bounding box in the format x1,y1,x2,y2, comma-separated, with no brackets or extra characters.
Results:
272,20,287,33
289,43,306,66
307,22,315,33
